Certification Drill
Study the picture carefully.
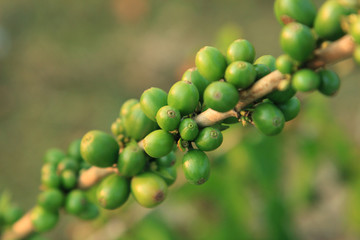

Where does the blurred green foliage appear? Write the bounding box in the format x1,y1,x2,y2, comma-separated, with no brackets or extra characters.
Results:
0,0,360,239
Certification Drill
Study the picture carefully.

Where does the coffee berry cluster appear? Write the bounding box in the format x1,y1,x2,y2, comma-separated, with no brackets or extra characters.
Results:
2,0,360,238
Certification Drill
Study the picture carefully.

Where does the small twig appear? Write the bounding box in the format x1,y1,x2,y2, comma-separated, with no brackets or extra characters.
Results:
77,167,118,190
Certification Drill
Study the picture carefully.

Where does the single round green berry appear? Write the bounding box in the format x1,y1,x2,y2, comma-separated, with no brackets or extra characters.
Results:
156,151,177,168
31,206,59,233
119,98,139,119
226,39,256,64
280,22,316,62
314,0,356,41
124,103,158,141
254,55,276,72
96,174,130,210
182,150,210,185
80,130,119,168
276,96,301,121
118,144,147,177
225,61,256,89
181,68,210,100
195,46,227,82
292,69,320,92
140,87,168,122
195,127,223,151
274,0,317,27
318,69,341,96
37,189,64,212
60,170,77,190
168,81,199,116
131,172,168,208
43,148,66,165
254,64,271,80
143,130,174,158
67,139,82,162
276,54,296,74
41,170,61,189
203,81,239,113
65,190,88,215
267,86,296,104
156,105,181,131
111,118,126,137
179,118,199,141
252,102,285,136
2,205,23,225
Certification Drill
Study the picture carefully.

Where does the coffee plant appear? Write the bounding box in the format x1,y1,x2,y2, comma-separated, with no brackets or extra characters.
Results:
1,0,360,239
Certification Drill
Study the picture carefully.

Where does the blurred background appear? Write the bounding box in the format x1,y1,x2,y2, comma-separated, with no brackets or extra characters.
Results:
1,0,360,239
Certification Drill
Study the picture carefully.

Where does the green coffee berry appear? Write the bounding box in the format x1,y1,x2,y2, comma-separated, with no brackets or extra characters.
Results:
124,103,158,141
182,149,210,185
41,170,61,189
195,46,227,81
252,102,285,136
143,130,174,158
225,61,256,89
2,205,23,225
276,54,296,74
318,69,341,96
181,68,210,99
96,174,130,210
111,118,126,137
156,105,181,131
168,81,199,116
203,81,239,113
37,189,64,212
179,118,199,141
254,55,276,72
60,170,77,190
140,87,168,122
314,0,356,41
280,22,316,62
119,98,139,119
226,39,256,64
274,0,317,26
80,130,119,168
276,96,301,121
195,127,223,151
31,206,59,233
65,190,88,215
131,172,168,208
292,69,320,92
118,144,147,177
